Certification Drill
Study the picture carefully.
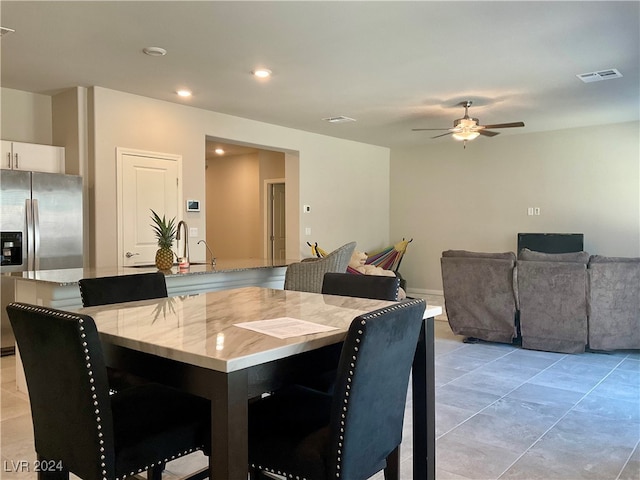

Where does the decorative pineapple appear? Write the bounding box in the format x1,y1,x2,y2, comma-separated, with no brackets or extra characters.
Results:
150,209,176,270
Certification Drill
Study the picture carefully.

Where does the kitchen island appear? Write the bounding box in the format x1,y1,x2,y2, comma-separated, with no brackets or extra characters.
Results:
11,258,293,311
10,259,294,393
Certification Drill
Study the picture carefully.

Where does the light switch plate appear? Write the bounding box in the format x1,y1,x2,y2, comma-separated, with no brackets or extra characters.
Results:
189,227,198,237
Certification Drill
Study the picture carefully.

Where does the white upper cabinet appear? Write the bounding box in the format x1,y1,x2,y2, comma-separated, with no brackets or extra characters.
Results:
1,141,65,173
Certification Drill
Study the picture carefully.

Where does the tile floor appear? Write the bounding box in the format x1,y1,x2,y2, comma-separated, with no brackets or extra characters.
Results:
1,294,638,480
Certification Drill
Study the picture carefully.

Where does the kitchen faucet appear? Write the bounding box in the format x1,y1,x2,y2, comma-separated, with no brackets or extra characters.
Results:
176,220,189,265
198,240,216,267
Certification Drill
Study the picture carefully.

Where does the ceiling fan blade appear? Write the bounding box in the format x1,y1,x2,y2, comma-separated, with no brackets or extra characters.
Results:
479,130,500,137
481,122,525,129
431,132,453,139
412,128,450,131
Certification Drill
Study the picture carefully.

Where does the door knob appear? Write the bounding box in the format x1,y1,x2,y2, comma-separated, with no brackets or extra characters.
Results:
125,251,140,258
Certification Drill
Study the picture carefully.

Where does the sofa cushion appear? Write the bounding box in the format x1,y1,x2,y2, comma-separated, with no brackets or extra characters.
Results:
588,255,640,265
587,256,640,350
519,248,589,264
442,250,516,261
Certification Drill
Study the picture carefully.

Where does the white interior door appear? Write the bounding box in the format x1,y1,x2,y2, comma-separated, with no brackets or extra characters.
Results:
117,149,182,267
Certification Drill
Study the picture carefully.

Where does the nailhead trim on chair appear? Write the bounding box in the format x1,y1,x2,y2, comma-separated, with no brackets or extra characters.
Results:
11,303,205,480
251,299,423,480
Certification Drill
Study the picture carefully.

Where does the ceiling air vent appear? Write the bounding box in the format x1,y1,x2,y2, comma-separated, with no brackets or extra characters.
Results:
577,68,623,83
323,116,356,124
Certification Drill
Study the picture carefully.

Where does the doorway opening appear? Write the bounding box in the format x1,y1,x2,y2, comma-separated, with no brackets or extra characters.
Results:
204,138,291,260
266,180,286,262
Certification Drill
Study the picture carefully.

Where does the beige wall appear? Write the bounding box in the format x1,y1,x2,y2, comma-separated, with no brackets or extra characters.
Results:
13,85,636,293
206,152,262,258
390,121,640,293
1,88,53,145
89,86,391,268
205,150,285,259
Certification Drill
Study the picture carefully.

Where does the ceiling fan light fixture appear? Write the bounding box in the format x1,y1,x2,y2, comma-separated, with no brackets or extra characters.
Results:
452,131,480,141
252,68,272,79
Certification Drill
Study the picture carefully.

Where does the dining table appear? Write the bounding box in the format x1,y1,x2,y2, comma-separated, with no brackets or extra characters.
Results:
78,286,441,480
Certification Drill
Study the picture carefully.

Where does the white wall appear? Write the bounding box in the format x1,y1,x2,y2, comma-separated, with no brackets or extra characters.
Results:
89,87,390,267
391,122,640,293
1,87,53,144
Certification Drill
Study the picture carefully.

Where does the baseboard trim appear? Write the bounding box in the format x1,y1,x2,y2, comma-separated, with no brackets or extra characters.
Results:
406,288,443,297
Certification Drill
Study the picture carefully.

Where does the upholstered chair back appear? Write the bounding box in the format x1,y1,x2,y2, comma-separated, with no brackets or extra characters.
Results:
7,303,117,479
321,272,401,301
284,241,356,293
327,299,425,479
79,272,168,307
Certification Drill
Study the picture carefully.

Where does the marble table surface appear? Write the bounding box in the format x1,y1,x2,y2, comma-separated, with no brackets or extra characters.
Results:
77,286,441,373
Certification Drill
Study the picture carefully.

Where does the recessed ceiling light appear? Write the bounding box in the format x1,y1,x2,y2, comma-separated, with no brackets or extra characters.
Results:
252,68,272,79
214,148,225,155
176,89,192,97
143,46,167,57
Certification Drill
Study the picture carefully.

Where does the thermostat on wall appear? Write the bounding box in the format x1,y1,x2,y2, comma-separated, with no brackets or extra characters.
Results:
186,200,200,212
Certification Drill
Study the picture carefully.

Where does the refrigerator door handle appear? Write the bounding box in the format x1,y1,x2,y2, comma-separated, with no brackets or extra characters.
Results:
6,151,11,169
25,199,34,270
33,199,40,270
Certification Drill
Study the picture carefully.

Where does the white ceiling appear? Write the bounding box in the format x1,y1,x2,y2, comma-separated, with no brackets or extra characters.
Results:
1,1,638,148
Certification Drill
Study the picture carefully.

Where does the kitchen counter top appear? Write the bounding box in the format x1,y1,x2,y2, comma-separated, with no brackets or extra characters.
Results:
9,258,295,311
11,258,295,286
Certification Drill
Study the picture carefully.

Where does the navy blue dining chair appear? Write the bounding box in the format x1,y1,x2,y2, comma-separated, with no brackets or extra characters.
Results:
7,302,211,480
321,272,401,301
247,298,426,480
78,272,168,307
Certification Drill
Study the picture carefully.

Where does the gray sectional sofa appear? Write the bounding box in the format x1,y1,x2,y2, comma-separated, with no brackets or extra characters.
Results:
588,256,640,351
517,249,590,353
441,249,639,353
441,250,518,343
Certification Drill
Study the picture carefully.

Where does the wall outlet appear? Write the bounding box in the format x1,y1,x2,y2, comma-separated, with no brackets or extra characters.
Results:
305,227,312,235
534,207,541,216
189,227,198,237
303,205,311,213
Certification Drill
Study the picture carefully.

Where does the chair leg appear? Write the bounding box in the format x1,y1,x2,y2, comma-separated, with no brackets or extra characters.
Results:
148,464,164,480
383,446,400,480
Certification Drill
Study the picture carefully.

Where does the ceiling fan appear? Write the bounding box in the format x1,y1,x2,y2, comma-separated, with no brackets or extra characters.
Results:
412,101,525,147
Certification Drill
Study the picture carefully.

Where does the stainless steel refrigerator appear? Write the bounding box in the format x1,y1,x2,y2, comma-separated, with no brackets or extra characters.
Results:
1,170,83,355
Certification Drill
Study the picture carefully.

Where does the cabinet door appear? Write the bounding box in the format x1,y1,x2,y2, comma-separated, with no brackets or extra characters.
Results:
0,141,12,170
11,142,65,173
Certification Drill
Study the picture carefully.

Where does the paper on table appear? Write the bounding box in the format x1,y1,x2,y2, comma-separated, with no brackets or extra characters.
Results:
234,317,339,339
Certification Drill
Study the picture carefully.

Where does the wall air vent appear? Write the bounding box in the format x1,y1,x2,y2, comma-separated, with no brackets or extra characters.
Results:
577,68,623,83
0,27,15,37
322,116,356,124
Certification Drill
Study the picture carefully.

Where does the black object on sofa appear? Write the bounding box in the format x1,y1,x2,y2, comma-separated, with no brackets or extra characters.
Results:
441,250,518,343
517,249,590,353
517,233,584,258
